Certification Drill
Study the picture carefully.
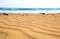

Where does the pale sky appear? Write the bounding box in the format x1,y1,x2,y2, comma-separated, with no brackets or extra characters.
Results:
0,0,60,8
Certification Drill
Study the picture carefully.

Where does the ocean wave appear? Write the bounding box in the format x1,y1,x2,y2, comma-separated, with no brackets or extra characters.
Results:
0,8,60,11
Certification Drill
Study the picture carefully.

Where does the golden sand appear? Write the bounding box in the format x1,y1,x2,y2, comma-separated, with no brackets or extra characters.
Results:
0,13,60,39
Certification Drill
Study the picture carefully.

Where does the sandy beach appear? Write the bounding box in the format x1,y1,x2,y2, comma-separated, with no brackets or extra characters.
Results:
0,13,60,39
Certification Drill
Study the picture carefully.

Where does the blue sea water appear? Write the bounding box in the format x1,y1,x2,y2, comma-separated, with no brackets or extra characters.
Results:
0,8,60,11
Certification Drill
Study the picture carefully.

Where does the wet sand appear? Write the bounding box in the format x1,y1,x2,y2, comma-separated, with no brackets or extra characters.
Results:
0,13,60,39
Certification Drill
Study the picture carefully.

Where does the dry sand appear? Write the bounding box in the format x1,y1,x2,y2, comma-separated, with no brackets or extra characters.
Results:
0,13,60,39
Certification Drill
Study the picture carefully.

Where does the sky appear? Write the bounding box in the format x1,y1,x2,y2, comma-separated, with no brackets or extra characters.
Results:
0,0,60,8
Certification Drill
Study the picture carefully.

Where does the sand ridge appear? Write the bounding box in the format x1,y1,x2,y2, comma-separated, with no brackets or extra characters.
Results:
0,13,60,39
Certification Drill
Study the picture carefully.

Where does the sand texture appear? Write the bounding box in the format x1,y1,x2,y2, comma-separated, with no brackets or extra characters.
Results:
0,13,60,39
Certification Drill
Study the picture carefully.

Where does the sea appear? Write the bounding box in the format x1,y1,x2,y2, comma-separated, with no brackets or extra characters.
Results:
0,8,60,13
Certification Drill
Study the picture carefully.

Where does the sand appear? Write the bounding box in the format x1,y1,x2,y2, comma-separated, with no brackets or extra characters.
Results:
0,13,60,39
